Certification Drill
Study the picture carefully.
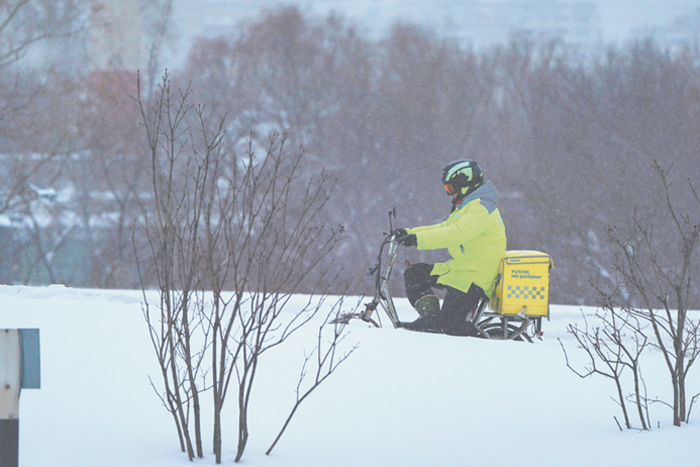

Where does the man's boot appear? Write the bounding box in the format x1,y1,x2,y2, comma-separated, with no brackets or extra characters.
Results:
401,294,440,332
415,294,440,316
442,317,479,337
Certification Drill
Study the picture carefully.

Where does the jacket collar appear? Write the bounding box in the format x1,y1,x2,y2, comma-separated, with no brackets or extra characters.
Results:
451,181,499,211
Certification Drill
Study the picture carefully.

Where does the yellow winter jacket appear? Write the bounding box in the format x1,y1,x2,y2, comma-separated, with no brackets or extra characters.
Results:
407,181,506,297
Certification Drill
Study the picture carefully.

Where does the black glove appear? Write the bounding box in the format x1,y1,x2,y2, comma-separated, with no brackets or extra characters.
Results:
393,228,408,238
396,233,417,247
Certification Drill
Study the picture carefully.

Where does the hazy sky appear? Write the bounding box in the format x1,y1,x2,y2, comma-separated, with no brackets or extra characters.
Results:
594,0,700,42
170,0,700,62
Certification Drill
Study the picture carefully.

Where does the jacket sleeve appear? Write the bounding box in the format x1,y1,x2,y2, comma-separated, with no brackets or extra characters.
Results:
408,202,491,251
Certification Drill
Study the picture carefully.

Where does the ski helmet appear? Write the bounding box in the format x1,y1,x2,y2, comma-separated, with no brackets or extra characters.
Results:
442,160,484,198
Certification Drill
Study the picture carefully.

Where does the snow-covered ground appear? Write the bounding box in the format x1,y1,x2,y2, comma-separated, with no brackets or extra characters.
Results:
2,284,699,466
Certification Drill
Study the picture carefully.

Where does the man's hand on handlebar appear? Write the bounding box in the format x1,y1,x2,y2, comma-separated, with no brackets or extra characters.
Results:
393,228,416,247
396,233,417,247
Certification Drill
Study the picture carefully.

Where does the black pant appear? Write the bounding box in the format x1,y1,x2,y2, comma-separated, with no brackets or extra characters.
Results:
404,262,486,336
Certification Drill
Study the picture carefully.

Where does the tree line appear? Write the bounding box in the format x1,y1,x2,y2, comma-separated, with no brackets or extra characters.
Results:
1,5,699,305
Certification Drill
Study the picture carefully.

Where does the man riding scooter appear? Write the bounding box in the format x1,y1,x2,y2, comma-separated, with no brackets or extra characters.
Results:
394,160,506,336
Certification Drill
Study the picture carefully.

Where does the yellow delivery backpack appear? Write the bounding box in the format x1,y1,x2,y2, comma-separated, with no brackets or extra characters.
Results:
490,250,553,317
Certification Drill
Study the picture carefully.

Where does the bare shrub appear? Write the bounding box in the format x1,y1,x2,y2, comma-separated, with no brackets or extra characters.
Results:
134,72,354,463
562,161,700,428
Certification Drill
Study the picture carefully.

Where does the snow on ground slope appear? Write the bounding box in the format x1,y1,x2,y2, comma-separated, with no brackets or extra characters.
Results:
1,285,699,466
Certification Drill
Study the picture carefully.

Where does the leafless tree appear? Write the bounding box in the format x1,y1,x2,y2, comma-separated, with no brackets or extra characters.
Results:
604,162,700,426
0,1,86,285
0,0,84,70
140,0,175,97
560,304,650,431
485,36,700,306
69,69,150,288
217,133,346,463
0,0,85,211
562,161,700,428
134,72,208,460
134,71,353,464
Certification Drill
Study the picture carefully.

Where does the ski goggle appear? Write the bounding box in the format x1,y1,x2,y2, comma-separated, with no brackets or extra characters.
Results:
444,183,456,195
